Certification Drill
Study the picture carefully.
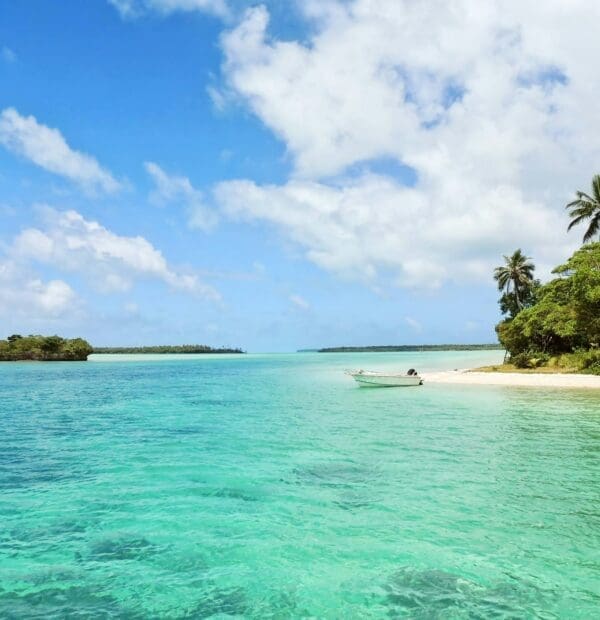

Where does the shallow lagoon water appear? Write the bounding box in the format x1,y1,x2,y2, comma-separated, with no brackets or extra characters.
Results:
1,351,599,618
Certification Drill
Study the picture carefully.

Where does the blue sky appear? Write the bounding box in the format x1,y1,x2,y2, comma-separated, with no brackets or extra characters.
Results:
0,1,596,351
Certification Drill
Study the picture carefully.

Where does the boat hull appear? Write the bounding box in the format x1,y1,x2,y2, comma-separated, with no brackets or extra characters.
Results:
348,372,423,387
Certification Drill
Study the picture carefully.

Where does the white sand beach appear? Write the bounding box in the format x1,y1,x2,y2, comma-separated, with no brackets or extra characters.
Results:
424,370,600,389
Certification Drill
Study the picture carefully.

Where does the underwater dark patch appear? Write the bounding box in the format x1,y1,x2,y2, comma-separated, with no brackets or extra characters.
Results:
48,520,88,536
292,462,376,489
22,567,81,588
385,567,482,616
333,491,375,510
251,588,310,619
153,550,208,574
84,535,157,562
179,585,247,619
0,444,89,490
185,399,224,407
200,487,260,502
0,584,142,619
475,578,558,618
184,398,245,408
0,465,72,489
0,446,30,467
165,426,207,436
384,567,557,619
3,519,89,557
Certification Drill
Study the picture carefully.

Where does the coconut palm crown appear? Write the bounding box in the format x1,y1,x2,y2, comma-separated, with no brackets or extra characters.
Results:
493,249,535,311
566,174,600,243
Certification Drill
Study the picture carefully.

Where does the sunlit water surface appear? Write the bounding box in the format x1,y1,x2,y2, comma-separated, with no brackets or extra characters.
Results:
1,351,599,618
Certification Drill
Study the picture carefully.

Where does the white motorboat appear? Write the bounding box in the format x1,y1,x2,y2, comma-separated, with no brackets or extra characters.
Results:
346,368,423,387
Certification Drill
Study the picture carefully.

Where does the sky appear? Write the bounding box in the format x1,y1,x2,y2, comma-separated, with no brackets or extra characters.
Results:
0,0,598,352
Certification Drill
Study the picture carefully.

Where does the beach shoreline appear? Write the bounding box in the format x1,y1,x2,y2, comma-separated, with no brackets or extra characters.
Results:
423,369,600,389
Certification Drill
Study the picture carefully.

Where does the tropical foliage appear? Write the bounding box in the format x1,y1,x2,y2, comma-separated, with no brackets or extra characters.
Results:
493,174,600,374
495,243,600,374
0,335,93,361
566,174,600,243
494,249,537,316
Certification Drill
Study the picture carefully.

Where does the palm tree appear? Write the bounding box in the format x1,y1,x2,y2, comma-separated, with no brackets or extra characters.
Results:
566,174,600,243
494,249,535,311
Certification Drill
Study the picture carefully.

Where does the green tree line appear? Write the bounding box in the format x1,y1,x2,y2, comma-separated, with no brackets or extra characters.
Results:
93,345,244,354
0,335,93,361
319,345,501,353
494,175,600,373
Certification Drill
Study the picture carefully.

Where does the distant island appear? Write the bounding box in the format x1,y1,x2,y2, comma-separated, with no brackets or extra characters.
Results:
318,344,502,353
0,335,93,361
0,336,244,361
93,345,245,354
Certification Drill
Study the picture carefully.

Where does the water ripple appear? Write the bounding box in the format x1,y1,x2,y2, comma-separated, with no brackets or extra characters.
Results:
0,353,598,617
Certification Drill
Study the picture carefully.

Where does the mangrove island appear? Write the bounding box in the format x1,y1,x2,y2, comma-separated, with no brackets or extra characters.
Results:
0,335,94,361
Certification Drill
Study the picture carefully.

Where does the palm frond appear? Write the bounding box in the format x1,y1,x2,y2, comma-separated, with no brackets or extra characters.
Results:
566,200,594,215
592,175,600,202
566,176,600,241
583,213,600,243
577,191,594,202
567,213,589,231
494,249,535,300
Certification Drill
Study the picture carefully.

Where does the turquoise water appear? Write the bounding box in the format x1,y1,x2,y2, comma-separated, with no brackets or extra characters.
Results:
1,351,599,618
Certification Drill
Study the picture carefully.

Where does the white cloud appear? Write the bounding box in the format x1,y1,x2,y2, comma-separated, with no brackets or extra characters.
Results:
289,294,310,310
215,174,569,288
0,260,78,318
145,162,218,231
12,208,220,299
0,108,121,193
108,0,229,19
215,1,600,287
1,46,16,63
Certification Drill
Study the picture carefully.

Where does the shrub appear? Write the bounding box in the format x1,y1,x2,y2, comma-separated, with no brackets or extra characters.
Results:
511,353,533,368
510,352,549,369
579,350,600,375
529,353,550,368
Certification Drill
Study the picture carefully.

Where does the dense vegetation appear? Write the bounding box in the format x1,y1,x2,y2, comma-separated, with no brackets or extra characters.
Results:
0,338,244,359
0,335,93,361
319,345,502,353
494,175,600,374
93,345,244,354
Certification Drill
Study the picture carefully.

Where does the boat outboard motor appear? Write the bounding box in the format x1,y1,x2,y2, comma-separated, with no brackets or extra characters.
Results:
407,368,417,376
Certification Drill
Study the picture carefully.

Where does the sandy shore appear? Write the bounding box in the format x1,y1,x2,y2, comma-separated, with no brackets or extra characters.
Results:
423,370,600,389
